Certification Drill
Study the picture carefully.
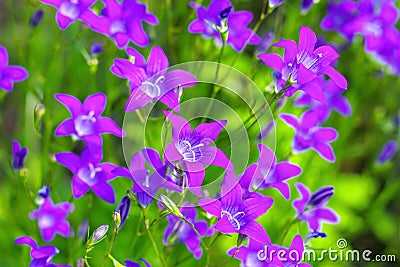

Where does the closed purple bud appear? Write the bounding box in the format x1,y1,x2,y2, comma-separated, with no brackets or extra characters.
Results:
301,0,314,14
90,43,103,56
309,186,334,206
92,224,108,242
219,6,232,19
77,219,89,240
116,196,130,229
136,191,154,207
376,140,398,164
29,9,44,27
38,185,50,199
12,140,28,170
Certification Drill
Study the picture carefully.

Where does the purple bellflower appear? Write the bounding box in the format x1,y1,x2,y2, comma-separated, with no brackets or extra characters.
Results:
54,93,124,146
320,0,360,41
111,46,197,112
293,183,339,232
125,258,151,267
163,111,233,196
280,110,338,162
115,196,130,229
198,171,273,244
82,0,158,48
12,140,28,170
376,140,398,164
55,147,118,203
164,205,209,259
188,0,260,52
0,45,28,92
15,236,72,267
113,149,180,207
258,26,348,104
29,197,74,242
240,144,302,200
294,77,352,123
39,0,96,30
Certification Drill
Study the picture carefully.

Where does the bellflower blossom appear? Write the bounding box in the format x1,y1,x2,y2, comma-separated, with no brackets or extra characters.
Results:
163,111,233,196
164,205,209,259
112,149,180,207
293,183,339,231
82,0,158,48
0,45,28,92
12,140,28,170
115,196,131,229
280,110,338,162
39,0,97,30
188,0,260,52
111,46,197,112
294,77,352,123
240,144,302,200
54,93,124,146
55,147,118,203
258,26,348,104
29,197,74,242
376,140,398,164
198,171,273,244
15,236,72,267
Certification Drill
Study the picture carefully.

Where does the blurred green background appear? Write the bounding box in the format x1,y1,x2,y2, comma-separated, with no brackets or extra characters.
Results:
0,0,399,266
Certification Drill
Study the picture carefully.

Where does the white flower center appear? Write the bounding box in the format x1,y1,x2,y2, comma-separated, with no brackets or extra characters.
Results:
39,214,55,228
110,20,126,35
59,1,80,19
75,110,96,136
221,210,245,230
78,163,102,186
140,75,165,98
177,140,204,162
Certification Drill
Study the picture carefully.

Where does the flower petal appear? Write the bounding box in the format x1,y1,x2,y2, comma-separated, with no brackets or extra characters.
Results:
163,110,192,140
279,113,299,129
258,53,283,72
146,46,169,77
72,176,90,198
239,221,270,245
0,45,9,68
198,198,222,217
322,66,348,89
55,152,81,173
92,182,116,203
125,87,153,112
313,143,336,162
96,117,124,137
83,92,106,117
55,94,82,117
193,120,227,142
297,26,317,62
215,215,236,234
55,118,75,136
241,196,273,221
3,66,28,81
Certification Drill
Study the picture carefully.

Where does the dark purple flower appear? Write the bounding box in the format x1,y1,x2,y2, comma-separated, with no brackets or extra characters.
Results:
12,140,28,170
280,110,338,162
294,77,352,123
0,46,28,92
15,236,72,267
113,149,180,207
292,183,339,231
125,258,151,267
39,0,96,30
163,111,233,196
29,197,74,242
29,9,44,27
198,171,273,244
258,26,348,104
90,43,103,55
55,147,118,203
54,93,124,146
115,196,130,229
320,0,360,41
38,185,51,199
240,144,302,200
164,205,209,259
82,0,158,48
188,0,260,52
111,46,197,112
376,140,398,164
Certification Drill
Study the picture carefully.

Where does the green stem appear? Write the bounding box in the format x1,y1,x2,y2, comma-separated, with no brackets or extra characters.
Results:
279,218,298,244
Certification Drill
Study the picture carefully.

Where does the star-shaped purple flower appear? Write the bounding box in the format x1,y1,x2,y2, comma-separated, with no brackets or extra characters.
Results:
294,77,352,123
163,205,209,259
82,0,158,48
29,197,74,242
258,26,348,103
39,0,97,30
293,182,339,232
15,236,72,267
280,110,338,162
0,46,28,92
198,171,273,244
188,0,260,52
240,144,302,200
113,148,180,207
163,111,233,196
12,140,28,170
55,147,118,203
111,46,197,112
54,92,124,146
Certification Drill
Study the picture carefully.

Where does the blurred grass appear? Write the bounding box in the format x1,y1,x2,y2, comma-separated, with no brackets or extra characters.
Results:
1,0,400,266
